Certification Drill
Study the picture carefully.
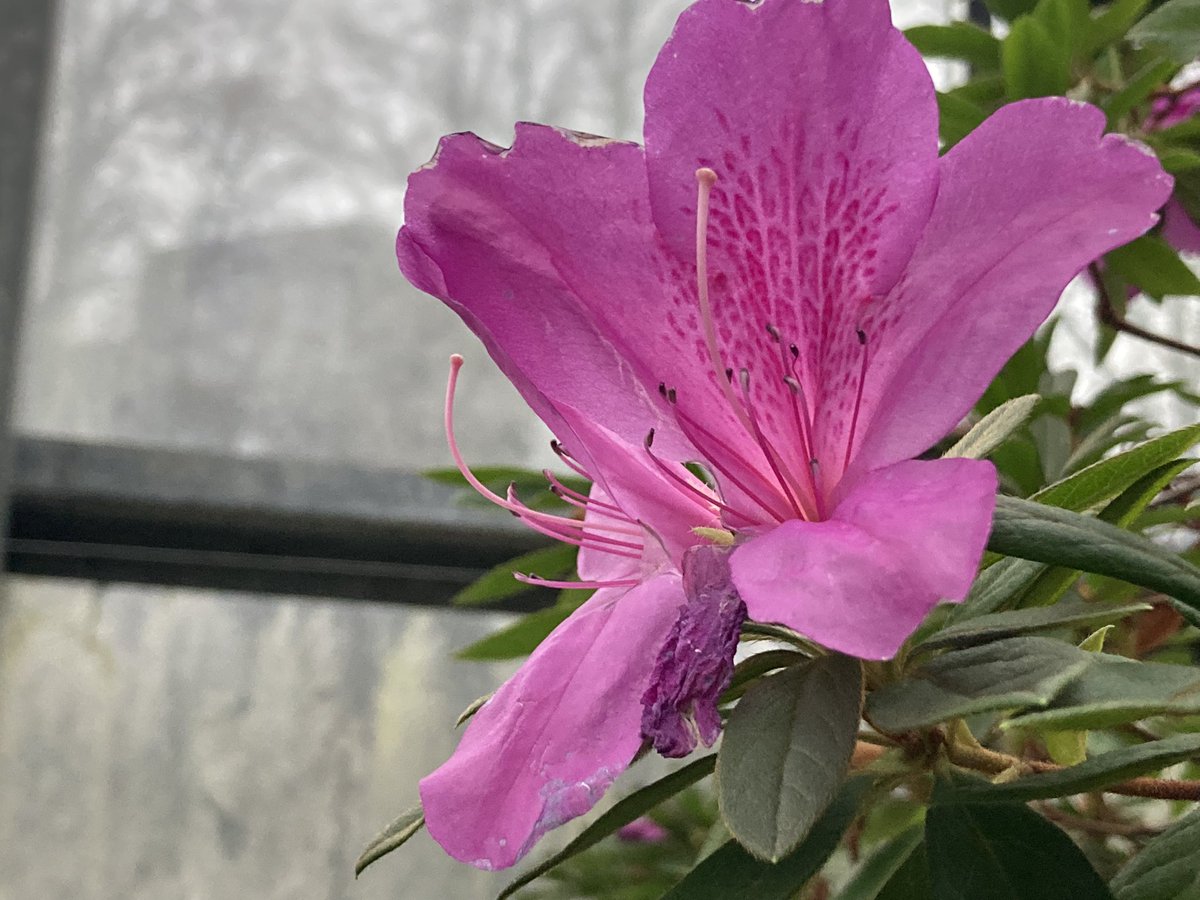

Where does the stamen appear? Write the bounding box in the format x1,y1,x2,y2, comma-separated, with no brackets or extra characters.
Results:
643,429,756,526
550,440,593,481
542,470,626,516
444,355,644,556
667,406,792,523
842,328,870,475
736,369,812,520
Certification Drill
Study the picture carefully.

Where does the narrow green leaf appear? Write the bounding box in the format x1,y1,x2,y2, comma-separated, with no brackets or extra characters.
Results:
927,785,1113,899
877,843,933,900
456,596,586,661
946,733,1200,803
1006,653,1200,730
1128,0,1200,62
718,655,863,861
945,395,1041,461
1106,235,1200,300
1034,0,1090,60
356,805,425,877
455,691,493,728
1013,459,1193,609
866,637,1090,732
988,496,1200,611
722,649,808,703
1085,0,1153,55
1002,17,1072,99
936,91,989,148
1110,806,1200,899
1157,146,1200,174
916,597,1150,653
497,755,717,899
985,0,1041,21
947,556,1052,623
839,827,925,900
1104,58,1180,126
660,777,871,900
1030,424,1200,512
452,543,577,607
905,23,1002,68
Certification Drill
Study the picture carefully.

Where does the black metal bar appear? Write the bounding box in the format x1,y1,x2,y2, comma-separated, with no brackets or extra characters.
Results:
7,437,556,609
0,1,58,567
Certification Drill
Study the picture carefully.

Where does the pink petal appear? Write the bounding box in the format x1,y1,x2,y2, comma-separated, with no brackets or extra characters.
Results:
398,124,693,463
643,0,940,494
419,574,685,870
1163,198,1200,254
729,458,996,660
851,99,1172,473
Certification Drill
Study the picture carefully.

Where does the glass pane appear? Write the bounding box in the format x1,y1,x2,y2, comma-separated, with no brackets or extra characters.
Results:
0,577,516,898
16,0,958,470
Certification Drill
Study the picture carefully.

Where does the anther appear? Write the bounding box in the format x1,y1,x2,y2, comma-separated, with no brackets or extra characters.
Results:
856,328,867,345
765,323,781,342
645,428,656,449
789,343,800,359
658,382,668,397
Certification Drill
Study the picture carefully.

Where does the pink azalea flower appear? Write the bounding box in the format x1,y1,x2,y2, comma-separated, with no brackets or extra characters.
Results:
397,0,1170,871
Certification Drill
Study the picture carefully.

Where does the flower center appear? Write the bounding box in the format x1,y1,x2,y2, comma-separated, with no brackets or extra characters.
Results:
648,168,872,528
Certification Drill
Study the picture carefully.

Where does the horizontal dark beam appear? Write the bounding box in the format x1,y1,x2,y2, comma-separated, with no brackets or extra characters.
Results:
6,437,556,609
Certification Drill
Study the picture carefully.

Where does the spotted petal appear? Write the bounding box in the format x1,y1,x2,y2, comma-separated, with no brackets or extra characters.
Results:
851,99,1173,473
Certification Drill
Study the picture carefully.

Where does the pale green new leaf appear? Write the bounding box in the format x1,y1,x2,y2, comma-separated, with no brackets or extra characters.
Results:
356,805,425,877
945,395,1041,460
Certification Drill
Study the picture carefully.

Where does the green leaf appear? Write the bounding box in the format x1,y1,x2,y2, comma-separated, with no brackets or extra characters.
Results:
1044,728,1089,766
722,649,809,703
1110,806,1200,899
496,755,717,900
1002,17,1072,99
1012,459,1194,609
1106,235,1200,300
985,0,1041,21
877,843,933,900
455,691,492,728
839,827,925,900
660,777,871,900
946,733,1200,803
1104,58,1180,127
1128,0,1200,62
926,785,1113,899
718,655,863,861
915,597,1151,653
947,556,1053,623
988,496,1200,611
355,805,425,877
451,543,577,607
1157,146,1200,174
1006,653,1200,730
936,91,990,148
1085,0,1153,56
1034,0,1090,60
1030,424,1200,512
866,637,1091,732
945,395,1041,461
455,595,586,660
905,23,1002,68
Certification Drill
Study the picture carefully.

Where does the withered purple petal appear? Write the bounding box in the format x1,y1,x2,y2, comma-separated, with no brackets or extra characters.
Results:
640,545,746,758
